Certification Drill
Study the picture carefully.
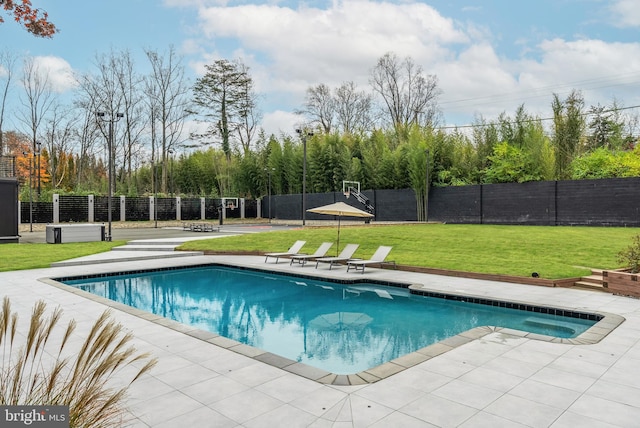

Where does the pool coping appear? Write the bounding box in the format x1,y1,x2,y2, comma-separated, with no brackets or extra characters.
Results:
40,263,626,386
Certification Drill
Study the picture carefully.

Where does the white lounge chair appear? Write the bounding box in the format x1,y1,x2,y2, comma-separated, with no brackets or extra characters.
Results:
315,244,360,269
289,242,333,266
346,245,396,273
264,240,306,263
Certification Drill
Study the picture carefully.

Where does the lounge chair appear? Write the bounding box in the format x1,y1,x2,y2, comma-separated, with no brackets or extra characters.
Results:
315,243,360,270
346,246,396,273
264,240,306,263
289,242,334,266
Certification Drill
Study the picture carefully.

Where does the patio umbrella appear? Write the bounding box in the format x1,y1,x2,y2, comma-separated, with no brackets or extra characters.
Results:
307,202,374,255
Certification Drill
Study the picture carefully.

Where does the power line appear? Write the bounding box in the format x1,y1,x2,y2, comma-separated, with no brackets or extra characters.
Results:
439,71,640,109
438,103,640,131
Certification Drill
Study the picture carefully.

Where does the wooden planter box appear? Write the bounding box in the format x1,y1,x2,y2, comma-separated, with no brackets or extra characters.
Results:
603,270,640,297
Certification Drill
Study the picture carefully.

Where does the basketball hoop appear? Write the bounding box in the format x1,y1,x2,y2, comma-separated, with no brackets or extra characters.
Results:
229,203,235,210
342,180,358,199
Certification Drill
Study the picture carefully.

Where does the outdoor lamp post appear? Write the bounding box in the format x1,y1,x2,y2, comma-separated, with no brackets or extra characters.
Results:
425,149,430,223
153,155,158,229
36,141,41,197
265,167,275,222
22,150,33,232
96,111,124,241
296,128,314,226
168,148,174,197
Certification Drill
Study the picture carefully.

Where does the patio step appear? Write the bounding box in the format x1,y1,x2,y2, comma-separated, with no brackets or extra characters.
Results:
50,250,204,267
112,244,178,252
573,270,608,292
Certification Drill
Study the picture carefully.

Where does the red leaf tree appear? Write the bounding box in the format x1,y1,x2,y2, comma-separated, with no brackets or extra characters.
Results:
1,0,56,37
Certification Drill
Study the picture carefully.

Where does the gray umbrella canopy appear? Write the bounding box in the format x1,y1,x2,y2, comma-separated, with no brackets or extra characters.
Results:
309,312,373,331
307,202,374,255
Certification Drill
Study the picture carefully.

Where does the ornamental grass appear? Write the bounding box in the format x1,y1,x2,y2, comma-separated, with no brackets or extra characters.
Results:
0,297,157,427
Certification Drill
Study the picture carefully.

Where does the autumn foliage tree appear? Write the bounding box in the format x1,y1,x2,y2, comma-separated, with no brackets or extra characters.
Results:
1,0,56,37
3,130,48,191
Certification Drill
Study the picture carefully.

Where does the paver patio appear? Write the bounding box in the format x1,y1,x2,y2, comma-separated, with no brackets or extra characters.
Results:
3,252,640,427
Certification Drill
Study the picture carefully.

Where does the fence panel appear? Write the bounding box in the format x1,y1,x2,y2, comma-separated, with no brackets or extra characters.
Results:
557,178,640,226
124,197,148,221
481,181,556,225
429,185,481,224
181,198,201,221
94,197,122,222
59,196,89,223
21,201,54,224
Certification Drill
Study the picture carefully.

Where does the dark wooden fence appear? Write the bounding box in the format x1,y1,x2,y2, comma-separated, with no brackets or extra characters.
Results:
269,178,640,227
15,178,640,227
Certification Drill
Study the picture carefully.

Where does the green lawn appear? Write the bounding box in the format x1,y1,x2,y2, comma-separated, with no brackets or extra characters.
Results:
1,224,637,279
0,241,124,272
180,224,639,279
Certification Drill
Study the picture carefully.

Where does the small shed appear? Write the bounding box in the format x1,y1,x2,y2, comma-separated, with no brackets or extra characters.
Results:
0,178,19,244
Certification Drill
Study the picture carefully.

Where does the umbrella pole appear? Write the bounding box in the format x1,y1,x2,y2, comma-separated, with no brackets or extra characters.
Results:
337,216,341,256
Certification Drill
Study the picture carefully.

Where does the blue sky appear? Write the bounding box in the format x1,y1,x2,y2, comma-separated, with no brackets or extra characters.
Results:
3,0,640,137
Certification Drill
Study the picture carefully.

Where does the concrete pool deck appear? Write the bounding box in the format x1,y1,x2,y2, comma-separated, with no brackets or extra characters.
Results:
4,250,640,426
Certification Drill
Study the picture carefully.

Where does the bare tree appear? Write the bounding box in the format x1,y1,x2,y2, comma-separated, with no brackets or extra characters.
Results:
145,46,191,192
0,50,18,155
235,62,260,155
624,110,640,148
17,56,55,195
369,52,441,133
76,50,132,196
72,78,103,189
334,81,374,135
296,83,335,134
112,50,146,187
42,103,75,189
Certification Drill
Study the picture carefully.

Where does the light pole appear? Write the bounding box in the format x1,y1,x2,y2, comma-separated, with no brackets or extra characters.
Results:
36,141,41,197
22,150,33,232
425,149,430,223
265,167,275,222
153,156,158,229
168,149,174,197
296,128,313,226
97,111,124,241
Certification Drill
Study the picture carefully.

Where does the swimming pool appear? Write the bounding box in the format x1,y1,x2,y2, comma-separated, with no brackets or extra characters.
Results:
57,264,602,376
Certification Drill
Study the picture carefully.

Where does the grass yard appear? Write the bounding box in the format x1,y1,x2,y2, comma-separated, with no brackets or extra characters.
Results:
1,224,637,279
0,241,124,272
180,223,639,279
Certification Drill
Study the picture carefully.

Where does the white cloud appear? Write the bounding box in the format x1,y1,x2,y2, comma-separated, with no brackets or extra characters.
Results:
187,0,474,130
520,38,640,105
32,56,77,93
176,0,640,130
194,1,468,84
261,109,302,137
437,37,640,125
435,43,521,120
610,0,640,27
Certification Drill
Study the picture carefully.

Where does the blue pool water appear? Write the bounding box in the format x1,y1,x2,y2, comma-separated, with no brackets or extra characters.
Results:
60,265,598,374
